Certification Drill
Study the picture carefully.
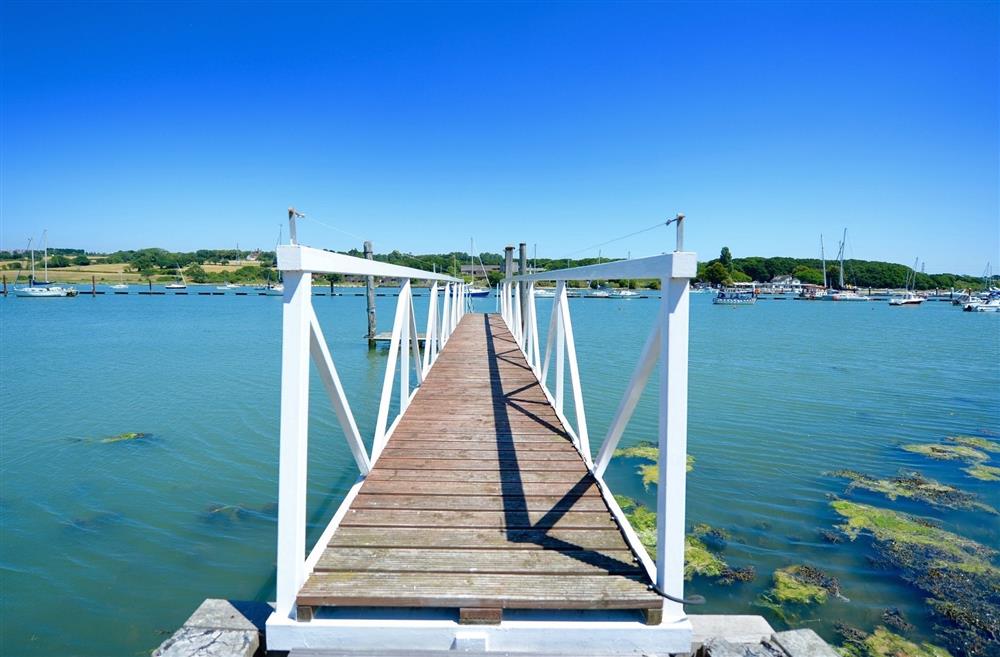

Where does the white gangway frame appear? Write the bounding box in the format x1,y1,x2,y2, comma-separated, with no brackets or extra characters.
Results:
269,242,467,625
499,227,696,625
267,234,695,655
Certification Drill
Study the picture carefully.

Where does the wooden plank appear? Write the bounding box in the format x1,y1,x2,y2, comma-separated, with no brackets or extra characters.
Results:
358,479,601,498
297,572,662,609
383,438,573,450
460,607,502,625
351,493,609,511
327,527,630,550
365,470,591,484
377,448,581,461
341,508,615,529
315,547,641,575
372,458,579,471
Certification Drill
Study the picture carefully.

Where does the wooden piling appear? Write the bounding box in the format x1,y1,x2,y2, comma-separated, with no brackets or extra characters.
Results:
2,274,6,296
91,275,96,296
365,240,376,349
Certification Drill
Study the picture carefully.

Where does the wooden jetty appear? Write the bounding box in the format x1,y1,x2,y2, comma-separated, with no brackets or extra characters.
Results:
267,226,697,655
298,314,663,624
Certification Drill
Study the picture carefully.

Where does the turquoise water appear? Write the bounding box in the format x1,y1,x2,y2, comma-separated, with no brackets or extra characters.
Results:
1,289,997,656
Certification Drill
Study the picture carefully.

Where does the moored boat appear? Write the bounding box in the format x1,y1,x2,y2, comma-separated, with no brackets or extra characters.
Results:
713,288,756,305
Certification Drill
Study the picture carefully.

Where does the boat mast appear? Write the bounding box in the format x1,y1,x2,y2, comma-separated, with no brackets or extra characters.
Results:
43,229,49,283
820,234,827,288
838,228,846,289
28,237,35,285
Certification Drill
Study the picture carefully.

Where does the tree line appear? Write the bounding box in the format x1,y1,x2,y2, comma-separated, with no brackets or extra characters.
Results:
0,245,990,290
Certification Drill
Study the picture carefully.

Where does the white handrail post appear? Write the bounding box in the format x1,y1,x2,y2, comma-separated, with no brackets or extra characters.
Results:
276,270,312,620
423,282,438,372
528,282,541,369
554,281,566,414
441,284,452,346
408,282,423,386
400,280,411,413
513,284,523,346
656,273,691,616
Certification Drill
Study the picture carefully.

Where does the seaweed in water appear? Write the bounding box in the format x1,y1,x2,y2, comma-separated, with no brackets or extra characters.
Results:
839,626,954,657
947,436,1000,453
100,432,149,444
963,464,1000,482
612,440,694,488
831,500,1000,657
829,469,996,514
615,495,749,584
901,443,988,463
819,529,844,544
755,564,843,621
882,607,915,633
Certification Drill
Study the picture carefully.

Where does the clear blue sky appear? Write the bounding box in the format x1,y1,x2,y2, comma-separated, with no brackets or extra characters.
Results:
1,1,996,274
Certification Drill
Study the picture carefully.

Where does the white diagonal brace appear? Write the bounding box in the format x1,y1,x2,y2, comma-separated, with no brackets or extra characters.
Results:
309,309,372,475
373,279,410,460
559,287,590,463
593,319,661,477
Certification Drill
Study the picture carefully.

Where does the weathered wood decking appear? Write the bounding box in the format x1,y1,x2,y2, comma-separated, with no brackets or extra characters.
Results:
297,313,663,623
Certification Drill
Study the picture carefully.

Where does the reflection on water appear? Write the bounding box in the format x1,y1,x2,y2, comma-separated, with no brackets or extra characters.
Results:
1,291,997,655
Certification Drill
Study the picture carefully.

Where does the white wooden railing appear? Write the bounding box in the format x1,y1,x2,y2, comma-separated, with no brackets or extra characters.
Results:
500,239,697,616
274,242,466,620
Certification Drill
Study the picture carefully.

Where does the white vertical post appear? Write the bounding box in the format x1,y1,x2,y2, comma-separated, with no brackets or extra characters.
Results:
554,281,566,414
656,274,690,616
528,283,541,369
399,280,411,413
408,283,423,385
276,271,312,620
440,284,452,346
423,282,438,371
513,284,523,345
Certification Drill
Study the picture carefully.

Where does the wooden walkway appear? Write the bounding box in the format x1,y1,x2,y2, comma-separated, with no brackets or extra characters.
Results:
298,313,663,624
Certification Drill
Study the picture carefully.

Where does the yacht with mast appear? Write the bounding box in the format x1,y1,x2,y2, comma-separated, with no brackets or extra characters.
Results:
165,265,187,290
889,259,925,306
12,232,78,297
827,228,869,301
467,239,492,297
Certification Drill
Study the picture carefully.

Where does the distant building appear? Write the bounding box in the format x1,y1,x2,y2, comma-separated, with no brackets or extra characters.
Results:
765,275,803,294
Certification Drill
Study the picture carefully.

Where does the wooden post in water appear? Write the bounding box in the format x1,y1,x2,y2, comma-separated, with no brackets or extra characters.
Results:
365,241,377,349
91,275,96,296
2,274,6,296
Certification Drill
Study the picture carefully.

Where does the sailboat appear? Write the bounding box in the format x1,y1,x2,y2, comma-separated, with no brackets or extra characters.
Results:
827,229,869,301
110,271,129,289
13,232,78,297
467,239,492,297
165,266,187,289
889,259,925,306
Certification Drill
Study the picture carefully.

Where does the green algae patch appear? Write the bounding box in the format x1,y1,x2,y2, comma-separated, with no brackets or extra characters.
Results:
963,463,1000,482
839,626,953,657
831,501,1000,655
830,501,997,567
756,564,841,621
100,432,148,443
616,495,741,583
947,435,1000,453
613,441,694,489
901,443,988,462
685,535,725,579
829,470,996,514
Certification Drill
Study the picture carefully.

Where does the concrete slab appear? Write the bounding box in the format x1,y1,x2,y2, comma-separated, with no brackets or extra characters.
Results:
771,629,840,657
690,616,775,646
153,628,258,657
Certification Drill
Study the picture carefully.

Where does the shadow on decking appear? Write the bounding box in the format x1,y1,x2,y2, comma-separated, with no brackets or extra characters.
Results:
482,315,636,576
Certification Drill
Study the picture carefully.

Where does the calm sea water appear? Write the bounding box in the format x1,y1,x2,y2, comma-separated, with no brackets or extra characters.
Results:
1,288,997,656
